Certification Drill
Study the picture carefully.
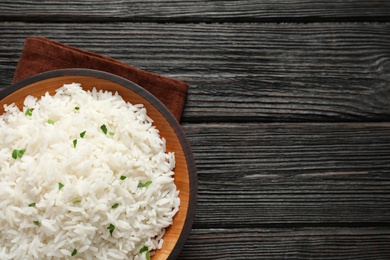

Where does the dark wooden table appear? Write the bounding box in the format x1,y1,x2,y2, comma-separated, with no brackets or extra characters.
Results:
1,1,390,259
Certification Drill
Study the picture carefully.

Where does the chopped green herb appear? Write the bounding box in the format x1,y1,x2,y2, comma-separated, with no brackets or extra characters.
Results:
109,131,115,136
58,182,64,190
28,202,36,207
112,203,119,209
33,220,40,226
140,246,150,260
25,108,33,116
71,248,78,256
12,149,18,159
74,106,80,110
73,139,77,148
72,200,81,204
47,119,55,125
12,149,26,159
120,175,127,180
108,223,115,236
80,131,86,138
140,246,148,254
19,149,26,158
138,181,152,188
100,124,108,135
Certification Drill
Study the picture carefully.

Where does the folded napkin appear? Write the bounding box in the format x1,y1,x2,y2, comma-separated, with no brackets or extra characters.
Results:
13,37,188,121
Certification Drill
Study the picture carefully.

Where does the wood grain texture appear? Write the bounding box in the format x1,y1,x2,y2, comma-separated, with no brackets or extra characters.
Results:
0,1,389,22
179,227,390,259
0,23,390,122
1,0,390,258
183,123,390,227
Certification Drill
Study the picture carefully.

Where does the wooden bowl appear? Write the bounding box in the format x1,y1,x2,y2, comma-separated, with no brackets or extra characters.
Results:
0,69,197,260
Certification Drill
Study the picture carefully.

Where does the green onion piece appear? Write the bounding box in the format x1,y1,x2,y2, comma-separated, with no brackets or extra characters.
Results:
25,108,33,116
58,182,64,190
108,223,115,236
73,139,77,148
109,131,115,136
100,124,108,135
112,203,119,209
138,181,152,188
47,119,55,125
120,175,127,180
33,220,40,226
80,131,86,138
72,200,81,204
12,149,26,159
28,202,36,207
71,248,78,256
140,246,150,260
74,106,80,110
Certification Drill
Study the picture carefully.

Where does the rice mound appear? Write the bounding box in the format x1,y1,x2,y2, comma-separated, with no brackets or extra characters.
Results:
0,83,179,259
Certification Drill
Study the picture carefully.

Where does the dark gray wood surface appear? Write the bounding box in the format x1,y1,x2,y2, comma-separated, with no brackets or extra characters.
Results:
1,1,390,259
1,1,390,22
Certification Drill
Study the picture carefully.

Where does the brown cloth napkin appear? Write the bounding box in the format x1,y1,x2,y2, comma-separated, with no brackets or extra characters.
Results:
13,37,188,121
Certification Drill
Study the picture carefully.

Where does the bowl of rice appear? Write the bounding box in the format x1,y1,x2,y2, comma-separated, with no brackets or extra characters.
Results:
0,69,197,259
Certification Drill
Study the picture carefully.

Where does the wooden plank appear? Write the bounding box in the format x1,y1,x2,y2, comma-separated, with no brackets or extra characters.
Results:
0,23,389,122
183,123,390,226
179,227,390,259
0,1,389,22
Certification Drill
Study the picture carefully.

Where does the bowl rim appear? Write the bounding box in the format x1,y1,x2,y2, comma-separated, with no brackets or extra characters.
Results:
1,68,197,260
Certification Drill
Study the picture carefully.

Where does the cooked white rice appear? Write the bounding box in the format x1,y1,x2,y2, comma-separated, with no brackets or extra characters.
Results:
0,83,179,259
